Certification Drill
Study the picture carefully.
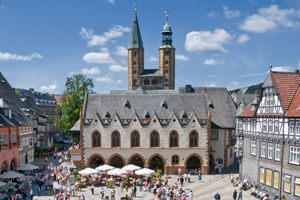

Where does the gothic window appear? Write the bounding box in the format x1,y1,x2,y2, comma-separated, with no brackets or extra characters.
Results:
134,51,137,57
111,131,120,148
273,171,280,189
92,131,101,147
172,155,179,165
165,69,168,74
265,169,272,186
152,78,158,85
131,131,140,147
165,79,169,86
144,78,150,85
150,131,159,147
165,60,169,65
133,61,137,66
189,131,198,147
259,168,265,183
134,70,136,74
169,131,178,147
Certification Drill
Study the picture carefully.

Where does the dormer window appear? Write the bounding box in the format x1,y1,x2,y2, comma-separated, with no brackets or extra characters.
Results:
124,100,131,108
145,111,150,119
161,100,168,109
105,111,111,118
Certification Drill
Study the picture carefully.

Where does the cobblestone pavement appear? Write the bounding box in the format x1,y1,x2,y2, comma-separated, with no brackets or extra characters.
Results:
28,152,257,200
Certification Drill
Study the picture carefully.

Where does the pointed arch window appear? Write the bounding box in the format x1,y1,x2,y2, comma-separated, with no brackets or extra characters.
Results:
152,78,158,85
169,131,178,147
133,80,137,86
189,131,198,147
92,131,101,147
165,69,168,74
131,131,140,147
172,155,179,165
165,79,169,86
165,60,169,65
150,131,159,147
144,78,150,85
111,131,120,148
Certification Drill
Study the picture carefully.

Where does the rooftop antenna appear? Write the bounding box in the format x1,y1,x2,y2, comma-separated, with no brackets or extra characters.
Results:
270,64,272,72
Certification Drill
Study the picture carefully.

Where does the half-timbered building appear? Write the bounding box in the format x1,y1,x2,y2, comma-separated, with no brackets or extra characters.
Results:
237,70,300,199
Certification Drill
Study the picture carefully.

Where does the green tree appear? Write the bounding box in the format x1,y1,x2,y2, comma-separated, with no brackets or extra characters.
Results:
55,74,94,135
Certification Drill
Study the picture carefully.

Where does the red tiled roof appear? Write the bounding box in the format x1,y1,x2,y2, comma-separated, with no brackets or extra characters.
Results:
286,87,300,116
272,72,300,112
240,103,256,117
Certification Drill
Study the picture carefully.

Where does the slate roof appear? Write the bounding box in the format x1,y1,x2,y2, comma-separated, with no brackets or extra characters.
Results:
0,72,36,127
272,71,300,111
18,89,57,107
70,119,80,132
139,69,163,77
110,89,179,95
231,93,256,108
128,12,144,49
179,87,237,128
84,93,208,120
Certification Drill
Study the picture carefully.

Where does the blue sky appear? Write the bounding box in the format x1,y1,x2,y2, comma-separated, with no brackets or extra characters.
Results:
1,0,300,94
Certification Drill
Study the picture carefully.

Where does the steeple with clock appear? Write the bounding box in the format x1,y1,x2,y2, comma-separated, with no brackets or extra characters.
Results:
159,12,175,90
127,9,175,90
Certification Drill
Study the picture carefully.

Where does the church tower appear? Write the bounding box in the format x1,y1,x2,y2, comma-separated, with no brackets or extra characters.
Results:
128,9,144,90
159,13,175,90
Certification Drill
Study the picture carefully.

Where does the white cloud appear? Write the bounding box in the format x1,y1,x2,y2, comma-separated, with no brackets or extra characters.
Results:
230,81,240,87
204,59,224,65
176,54,189,61
184,28,233,54
109,64,127,72
0,52,43,61
117,80,123,83
115,46,127,56
82,49,116,64
81,67,100,75
207,83,217,87
96,77,112,83
237,34,250,43
106,0,114,3
239,5,298,33
223,6,240,19
269,65,293,73
206,12,219,17
40,84,57,92
80,25,130,46
149,56,158,62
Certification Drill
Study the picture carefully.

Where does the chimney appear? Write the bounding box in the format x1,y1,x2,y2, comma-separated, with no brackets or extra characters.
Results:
29,88,34,93
295,70,299,73
185,85,192,93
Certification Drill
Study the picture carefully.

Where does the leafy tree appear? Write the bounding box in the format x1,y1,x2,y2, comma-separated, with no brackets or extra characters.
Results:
55,74,94,135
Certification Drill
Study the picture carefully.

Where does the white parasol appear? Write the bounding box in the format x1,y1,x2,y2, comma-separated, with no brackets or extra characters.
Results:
107,168,127,176
135,168,155,176
17,163,39,171
0,171,24,179
96,164,115,171
78,168,98,175
122,164,141,171
0,181,7,187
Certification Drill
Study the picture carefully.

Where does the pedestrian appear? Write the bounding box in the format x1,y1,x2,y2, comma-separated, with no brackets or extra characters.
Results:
35,184,40,196
132,185,137,197
214,192,221,200
218,165,222,174
214,164,218,174
180,176,184,186
111,188,115,200
198,170,202,180
80,194,85,200
45,156,48,162
30,189,34,200
238,189,243,200
90,184,94,195
139,178,143,191
233,189,237,200
100,188,104,199
189,190,193,200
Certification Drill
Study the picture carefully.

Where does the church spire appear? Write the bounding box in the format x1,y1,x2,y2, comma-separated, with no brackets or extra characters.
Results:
128,5,144,49
161,11,173,47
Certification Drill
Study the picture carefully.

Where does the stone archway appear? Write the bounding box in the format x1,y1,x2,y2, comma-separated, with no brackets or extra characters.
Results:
185,154,204,173
88,154,105,168
148,154,165,173
1,161,8,174
10,159,16,171
128,154,145,168
108,154,125,168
